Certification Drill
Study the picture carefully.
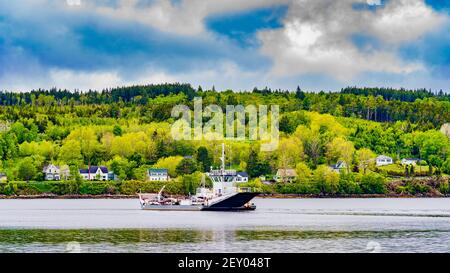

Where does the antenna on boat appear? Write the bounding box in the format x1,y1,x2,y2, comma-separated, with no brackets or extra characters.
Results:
220,143,225,173
221,143,225,183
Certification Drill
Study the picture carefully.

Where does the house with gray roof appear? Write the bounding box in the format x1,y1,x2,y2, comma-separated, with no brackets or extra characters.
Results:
376,155,394,167
43,164,61,181
401,158,421,165
330,161,347,173
235,172,249,183
148,168,169,181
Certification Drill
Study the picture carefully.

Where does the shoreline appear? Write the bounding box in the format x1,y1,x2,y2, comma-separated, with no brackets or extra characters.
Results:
0,193,448,199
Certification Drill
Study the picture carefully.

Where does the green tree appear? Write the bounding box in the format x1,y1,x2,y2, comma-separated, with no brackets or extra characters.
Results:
295,162,312,183
313,165,340,194
176,157,198,175
415,130,449,169
17,157,37,181
154,156,184,177
113,125,123,136
59,139,83,166
360,173,386,194
109,156,132,180
279,115,295,134
326,137,355,172
247,149,271,178
356,148,376,174
196,146,213,172
181,172,202,195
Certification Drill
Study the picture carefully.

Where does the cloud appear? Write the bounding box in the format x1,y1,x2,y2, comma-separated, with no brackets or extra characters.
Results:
0,61,267,92
370,0,446,43
0,0,449,92
0,0,273,87
49,68,178,90
258,0,446,81
85,0,289,36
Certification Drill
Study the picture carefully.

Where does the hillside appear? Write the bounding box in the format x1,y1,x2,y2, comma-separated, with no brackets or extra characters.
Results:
0,84,449,196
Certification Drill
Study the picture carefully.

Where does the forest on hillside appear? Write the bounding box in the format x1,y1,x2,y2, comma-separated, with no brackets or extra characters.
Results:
0,83,449,196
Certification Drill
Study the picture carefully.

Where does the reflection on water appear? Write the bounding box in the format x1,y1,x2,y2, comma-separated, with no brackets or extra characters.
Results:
0,198,449,253
0,229,212,244
0,228,449,253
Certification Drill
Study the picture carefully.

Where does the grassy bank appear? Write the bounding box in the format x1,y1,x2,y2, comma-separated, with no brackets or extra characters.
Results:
0,180,184,197
0,176,449,198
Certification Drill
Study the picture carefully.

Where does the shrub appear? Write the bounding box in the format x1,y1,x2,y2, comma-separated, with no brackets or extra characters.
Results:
360,173,387,194
79,182,118,195
54,181,82,195
404,180,431,194
438,180,449,194
274,182,319,194
313,165,340,194
0,183,18,195
338,173,361,194
395,185,408,194
442,158,450,175
376,164,405,176
238,179,264,192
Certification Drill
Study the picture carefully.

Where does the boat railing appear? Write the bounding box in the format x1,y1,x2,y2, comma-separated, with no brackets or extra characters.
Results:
238,187,259,193
208,169,237,176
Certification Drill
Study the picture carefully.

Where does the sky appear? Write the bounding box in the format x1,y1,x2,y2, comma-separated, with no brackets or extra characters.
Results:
0,0,449,92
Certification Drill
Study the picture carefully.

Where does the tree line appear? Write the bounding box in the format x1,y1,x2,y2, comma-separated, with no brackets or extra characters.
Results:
0,84,449,196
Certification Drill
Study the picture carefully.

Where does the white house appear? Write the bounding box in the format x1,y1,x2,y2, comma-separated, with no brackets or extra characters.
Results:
79,166,109,181
148,168,169,181
376,155,394,167
0,173,7,183
108,171,119,181
274,169,298,183
401,158,421,165
235,172,249,183
330,161,347,173
43,164,61,181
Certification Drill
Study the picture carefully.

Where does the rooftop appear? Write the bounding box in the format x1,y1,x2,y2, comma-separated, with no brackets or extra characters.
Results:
377,155,393,159
79,166,108,174
149,168,168,174
43,164,60,172
237,172,248,177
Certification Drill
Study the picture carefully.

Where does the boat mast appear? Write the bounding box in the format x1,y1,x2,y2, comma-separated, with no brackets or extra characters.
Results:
221,143,225,183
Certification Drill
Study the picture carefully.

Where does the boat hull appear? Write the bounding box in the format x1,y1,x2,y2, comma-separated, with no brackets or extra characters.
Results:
141,192,259,211
203,192,259,211
201,205,256,211
141,205,202,211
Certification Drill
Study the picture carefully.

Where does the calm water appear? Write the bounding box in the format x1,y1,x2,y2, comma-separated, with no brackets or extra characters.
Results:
0,198,449,253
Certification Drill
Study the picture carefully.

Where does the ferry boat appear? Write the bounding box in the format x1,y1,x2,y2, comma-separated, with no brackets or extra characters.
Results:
139,144,259,211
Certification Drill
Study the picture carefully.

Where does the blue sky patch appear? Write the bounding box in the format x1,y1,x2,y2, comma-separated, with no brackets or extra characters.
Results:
206,5,288,46
426,0,450,12
0,1,450,92
351,33,382,52
399,22,450,78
